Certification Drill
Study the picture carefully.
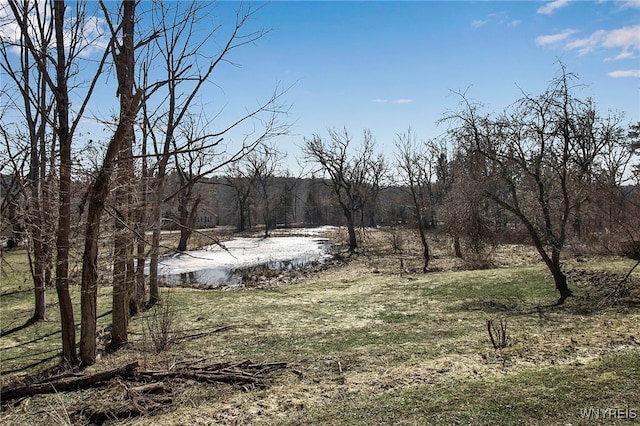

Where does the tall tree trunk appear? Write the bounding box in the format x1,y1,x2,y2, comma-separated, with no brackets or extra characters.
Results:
411,191,430,272
53,0,78,366
26,74,47,321
111,155,134,347
453,235,463,259
80,0,137,363
81,120,138,364
31,242,47,321
417,220,430,273
80,197,101,365
111,15,135,347
343,207,357,254
148,129,173,307
551,247,571,305
132,175,147,314
28,151,46,321
177,194,201,252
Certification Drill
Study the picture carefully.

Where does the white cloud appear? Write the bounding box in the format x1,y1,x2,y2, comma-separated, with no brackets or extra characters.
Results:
537,25,640,59
620,0,640,9
537,0,572,15
603,25,640,50
608,69,640,78
472,19,489,29
562,25,640,56
535,29,578,46
471,13,521,30
565,29,607,55
371,99,388,103
605,49,635,61
392,99,414,104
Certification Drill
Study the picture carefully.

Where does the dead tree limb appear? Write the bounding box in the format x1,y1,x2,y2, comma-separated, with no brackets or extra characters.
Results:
1,359,287,402
0,362,139,401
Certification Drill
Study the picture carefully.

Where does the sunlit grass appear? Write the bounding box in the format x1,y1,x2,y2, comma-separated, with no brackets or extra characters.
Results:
0,249,115,378
291,352,639,426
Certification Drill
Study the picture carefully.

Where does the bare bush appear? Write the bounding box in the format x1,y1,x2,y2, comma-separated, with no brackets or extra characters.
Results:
144,290,175,353
487,318,511,349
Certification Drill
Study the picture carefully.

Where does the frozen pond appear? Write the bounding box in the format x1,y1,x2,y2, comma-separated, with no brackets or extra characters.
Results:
157,236,333,288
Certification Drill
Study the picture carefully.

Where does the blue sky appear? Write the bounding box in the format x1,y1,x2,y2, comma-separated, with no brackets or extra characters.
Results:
2,0,638,172
211,0,640,169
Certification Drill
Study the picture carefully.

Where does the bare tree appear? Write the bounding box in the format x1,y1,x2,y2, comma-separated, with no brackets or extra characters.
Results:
105,0,139,353
4,0,110,365
75,0,141,364
142,1,286,305
0,3,55,321
168,113,219,252
445,65,626,304
394,129,432,272
303,128,381,253
246,144,285,238
275,170,302,228
360,149,387,229
587,121,639,257
225,161,257,232
441,148,495,259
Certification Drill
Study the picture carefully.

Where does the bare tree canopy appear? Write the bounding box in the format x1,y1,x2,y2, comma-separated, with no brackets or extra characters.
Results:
445,63,631,304
303,128,386,253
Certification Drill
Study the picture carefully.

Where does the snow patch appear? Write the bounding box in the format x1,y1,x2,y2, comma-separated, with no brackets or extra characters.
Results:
157,236,332,275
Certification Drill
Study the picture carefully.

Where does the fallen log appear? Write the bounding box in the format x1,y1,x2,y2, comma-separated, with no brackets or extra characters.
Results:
1,359,287,402
1,362,139,401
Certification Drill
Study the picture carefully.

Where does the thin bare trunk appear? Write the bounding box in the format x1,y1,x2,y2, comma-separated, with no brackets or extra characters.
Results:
149,182,164,305
133,176,147,314
111,151,134,347
53,0,78,366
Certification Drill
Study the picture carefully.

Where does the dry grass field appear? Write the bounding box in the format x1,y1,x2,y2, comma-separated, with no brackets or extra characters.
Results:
1,227,639,425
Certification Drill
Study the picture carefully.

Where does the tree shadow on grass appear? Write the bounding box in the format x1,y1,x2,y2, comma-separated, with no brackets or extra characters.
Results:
0,288,32,298
454,298,524,314
0,318,38,338
1,310,114,376
3,327,61,348
0,349,61,375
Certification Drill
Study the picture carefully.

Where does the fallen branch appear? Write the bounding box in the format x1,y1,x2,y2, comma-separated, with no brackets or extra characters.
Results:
0,362,139,401
1,359,288,402
137,360,288,387
172,325,233,343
